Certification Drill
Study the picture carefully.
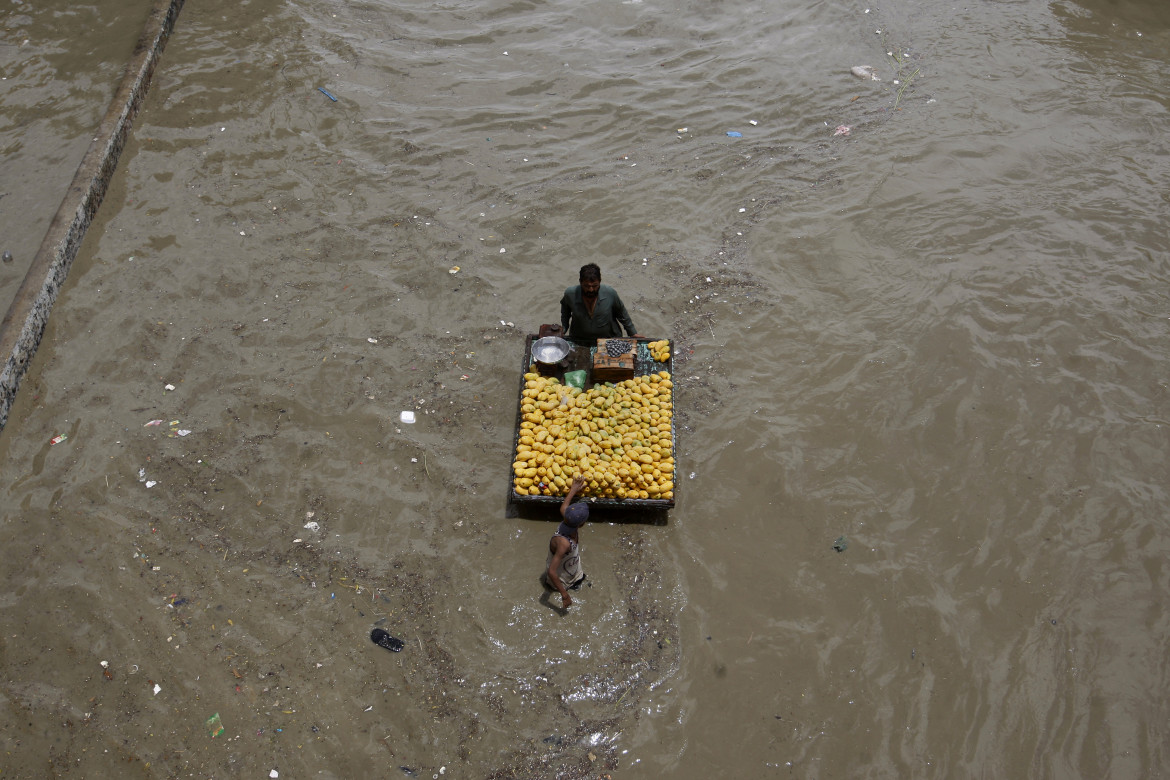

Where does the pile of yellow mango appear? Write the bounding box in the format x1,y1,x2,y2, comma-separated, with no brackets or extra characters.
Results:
647,339,671,362
513,370,675,500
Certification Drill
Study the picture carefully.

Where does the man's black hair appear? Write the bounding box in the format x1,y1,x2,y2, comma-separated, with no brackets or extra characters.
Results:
579,263,601,282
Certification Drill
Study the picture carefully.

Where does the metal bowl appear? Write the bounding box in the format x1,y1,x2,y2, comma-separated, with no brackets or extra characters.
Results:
532,336,571,364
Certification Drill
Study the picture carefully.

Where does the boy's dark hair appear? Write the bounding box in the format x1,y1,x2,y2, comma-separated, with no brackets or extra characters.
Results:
579,263,601,283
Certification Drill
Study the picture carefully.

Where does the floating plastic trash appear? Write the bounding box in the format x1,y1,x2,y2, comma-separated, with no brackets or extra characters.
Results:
400,411,416,424
318,87,338,101
726,131,742,137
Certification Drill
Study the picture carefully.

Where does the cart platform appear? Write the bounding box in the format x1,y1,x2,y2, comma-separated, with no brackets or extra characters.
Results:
507,335,676,510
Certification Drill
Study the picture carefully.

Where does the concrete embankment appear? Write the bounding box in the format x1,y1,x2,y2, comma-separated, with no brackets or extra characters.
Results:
0,0,185,432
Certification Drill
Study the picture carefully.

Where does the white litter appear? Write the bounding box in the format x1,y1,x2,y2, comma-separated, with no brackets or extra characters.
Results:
400,411,416,424
153,684,161,695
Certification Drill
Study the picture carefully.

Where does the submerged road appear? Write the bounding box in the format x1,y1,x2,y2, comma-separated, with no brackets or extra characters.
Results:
0,0,182,430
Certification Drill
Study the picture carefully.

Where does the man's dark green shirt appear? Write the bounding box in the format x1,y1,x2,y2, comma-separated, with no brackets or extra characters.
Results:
560,284,637,342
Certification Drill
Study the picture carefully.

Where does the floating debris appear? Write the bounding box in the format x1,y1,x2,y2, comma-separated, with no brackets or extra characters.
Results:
851,65,880,81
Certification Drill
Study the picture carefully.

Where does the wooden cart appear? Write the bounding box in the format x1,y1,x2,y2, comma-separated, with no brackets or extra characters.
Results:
507,334,677,511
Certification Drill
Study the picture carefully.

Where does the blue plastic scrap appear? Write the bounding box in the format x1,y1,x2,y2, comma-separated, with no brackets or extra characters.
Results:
318,87,338,102
726,131,742,137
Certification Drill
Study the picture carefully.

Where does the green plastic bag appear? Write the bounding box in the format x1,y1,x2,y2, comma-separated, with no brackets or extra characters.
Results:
563,370,586,390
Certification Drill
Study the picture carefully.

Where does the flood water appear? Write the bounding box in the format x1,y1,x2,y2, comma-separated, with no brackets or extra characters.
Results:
2,0,1169,777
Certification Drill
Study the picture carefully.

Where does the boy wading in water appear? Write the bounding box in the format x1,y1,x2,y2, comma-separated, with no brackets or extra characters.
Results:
546,476,588,608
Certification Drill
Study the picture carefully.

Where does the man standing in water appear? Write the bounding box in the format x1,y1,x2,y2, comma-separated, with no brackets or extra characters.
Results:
560,263,641,342
546,476,589,608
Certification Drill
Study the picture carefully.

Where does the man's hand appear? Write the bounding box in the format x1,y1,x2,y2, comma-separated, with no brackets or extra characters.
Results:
561,593,572,608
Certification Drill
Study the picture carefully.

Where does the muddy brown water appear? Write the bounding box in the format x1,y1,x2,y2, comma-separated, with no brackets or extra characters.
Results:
2,0,1169,777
